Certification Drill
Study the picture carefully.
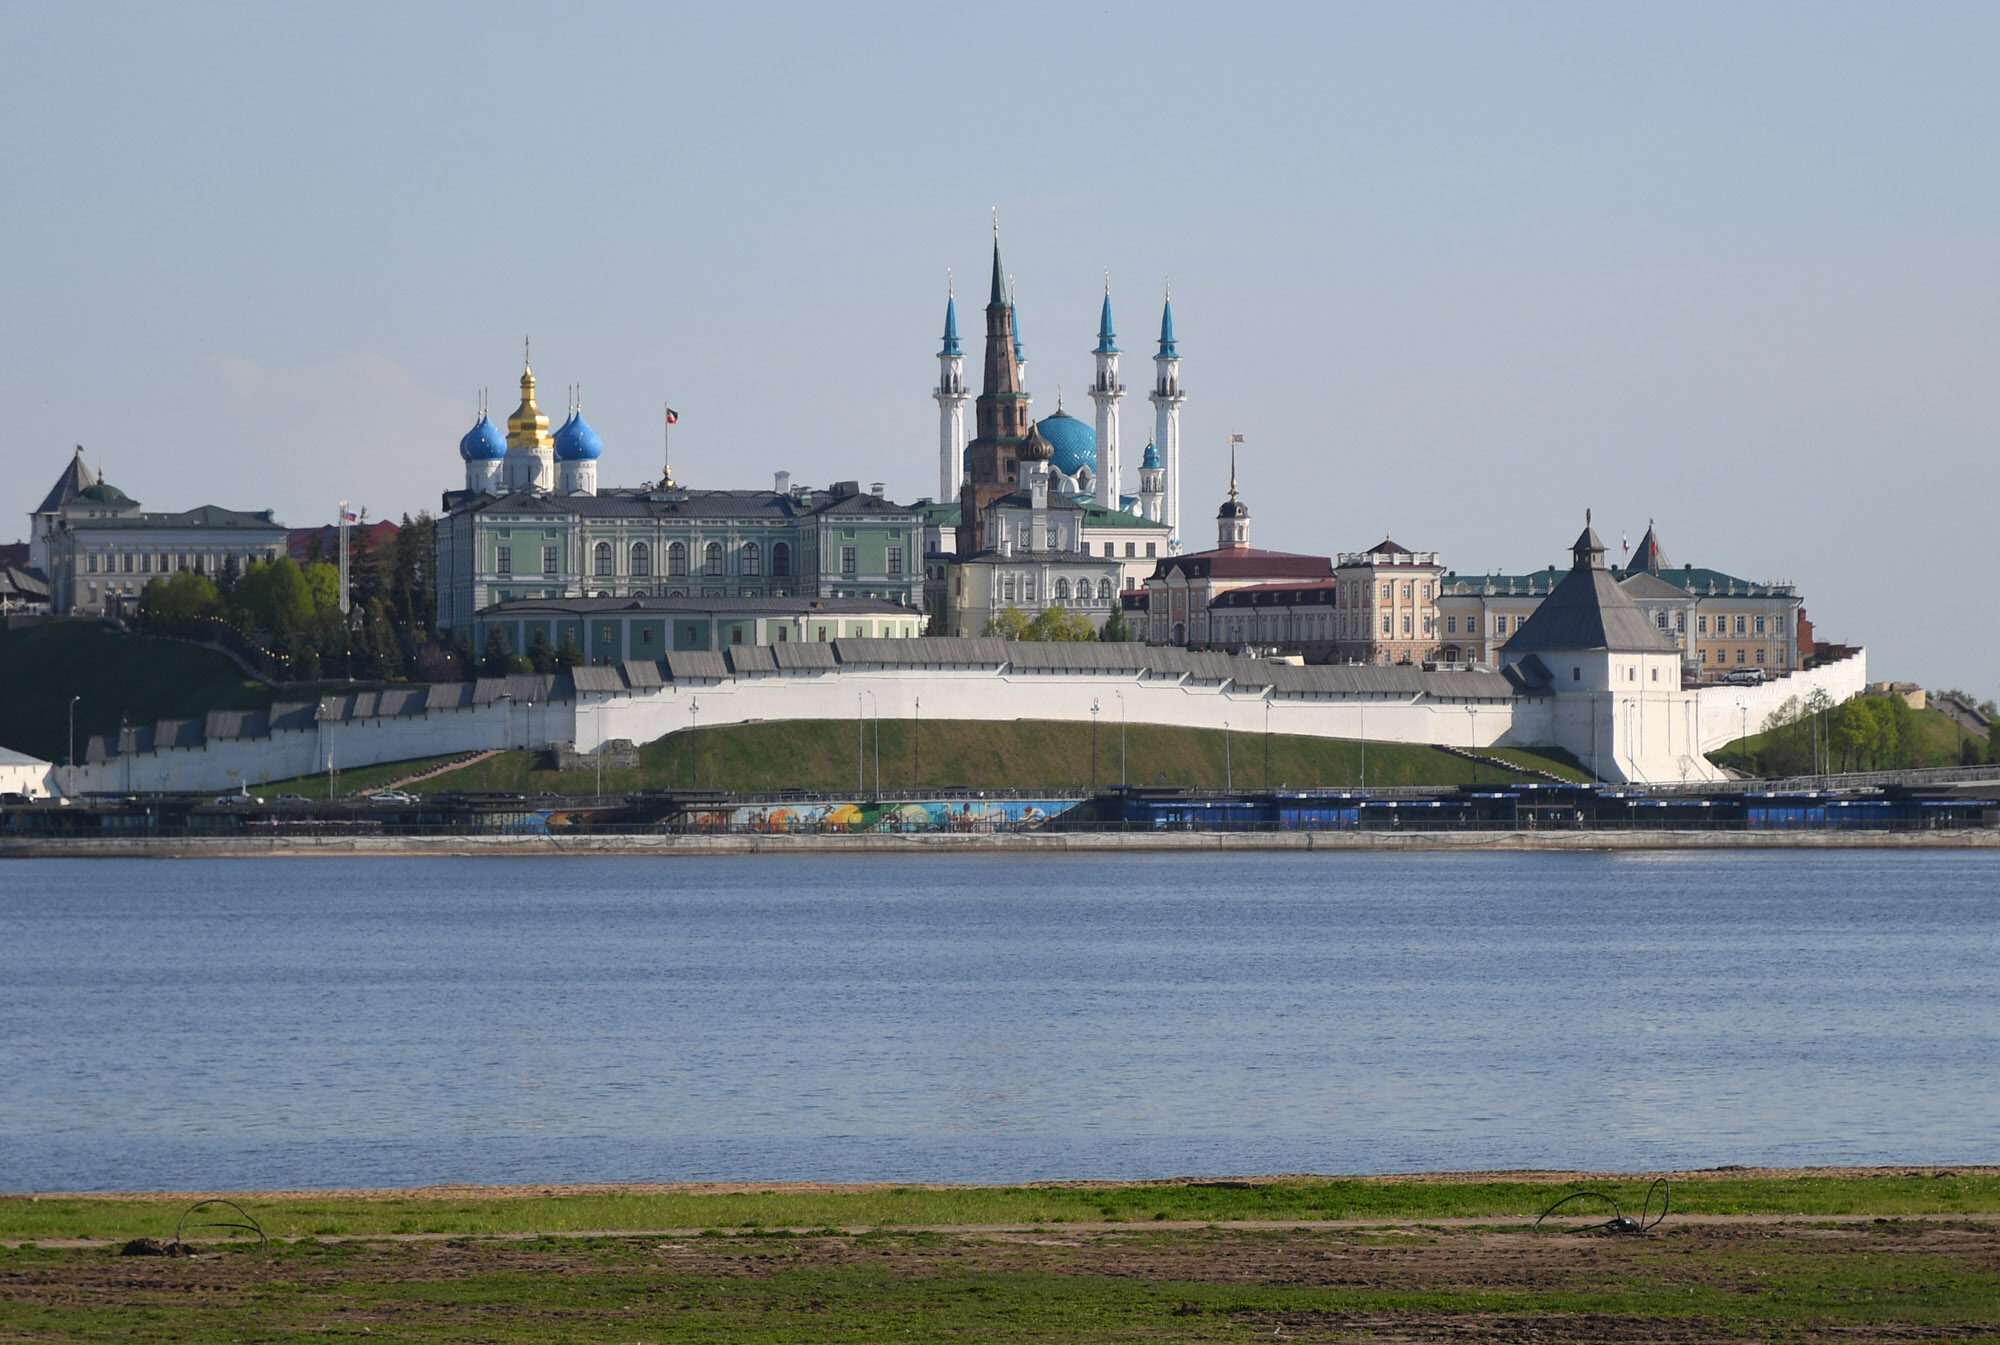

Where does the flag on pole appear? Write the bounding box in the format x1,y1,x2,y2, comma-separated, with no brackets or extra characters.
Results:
341,508,358,523
1620,531,1629,556
664,407,679,425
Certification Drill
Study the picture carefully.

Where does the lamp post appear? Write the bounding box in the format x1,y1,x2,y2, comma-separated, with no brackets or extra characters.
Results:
67,695,80,797
688,697,700,790
1223,720,1231,791
1115,689,1127,787
1359,698,1366,789
913,696,920,791
856,693,865,795
1090,698,1100,789
1263,698,1272,787
1466,703,1477,786
865,690,880,798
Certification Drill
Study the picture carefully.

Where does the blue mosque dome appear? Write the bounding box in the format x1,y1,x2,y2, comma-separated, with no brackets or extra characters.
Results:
1034,409,1096,478
553,408,603,462
459,413,506,462
1141,441,1161,470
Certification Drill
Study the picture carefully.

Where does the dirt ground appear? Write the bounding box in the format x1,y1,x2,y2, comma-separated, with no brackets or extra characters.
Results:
6,1218,1998,1342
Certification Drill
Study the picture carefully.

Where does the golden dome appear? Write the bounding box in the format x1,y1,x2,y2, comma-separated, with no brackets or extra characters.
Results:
506,361,551,452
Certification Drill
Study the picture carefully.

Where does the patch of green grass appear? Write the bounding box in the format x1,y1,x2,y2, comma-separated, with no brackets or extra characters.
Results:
0,620,399,769
309,721,1594,799
5,1173,1995,1242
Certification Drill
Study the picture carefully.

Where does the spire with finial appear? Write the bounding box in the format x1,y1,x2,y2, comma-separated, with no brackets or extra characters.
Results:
1157,279,1178,358
939,269,962,357
1095,271,1118,355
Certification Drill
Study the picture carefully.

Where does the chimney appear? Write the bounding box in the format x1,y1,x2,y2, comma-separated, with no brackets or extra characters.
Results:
774,470,791,496
870,482,885,498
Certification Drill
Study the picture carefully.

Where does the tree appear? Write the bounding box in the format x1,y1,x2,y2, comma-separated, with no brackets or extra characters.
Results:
302,561,341,615
216,554,242,601
982,606,1031,640
137,572,222,622
480,625,513,678
555,632,584,668
389,512,437,643
527,628,559,674
235,557,315,636
1100,603,1132,643
1028,605,1096,642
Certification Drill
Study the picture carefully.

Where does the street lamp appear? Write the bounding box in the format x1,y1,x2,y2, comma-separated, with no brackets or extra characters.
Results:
688,697,700,790
1114,689,1127,787
864,690,880,797
1223,720,1232,791
1090,698,1100,789
1263,697,1272,787
67,695,80,797
1466,702,1477,786
856,693,865,795
913,696,920,791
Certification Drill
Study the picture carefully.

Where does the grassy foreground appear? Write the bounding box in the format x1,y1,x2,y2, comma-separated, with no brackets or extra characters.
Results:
3,1175,1997,1343
6,1171,1995,1242
267,721,1594,798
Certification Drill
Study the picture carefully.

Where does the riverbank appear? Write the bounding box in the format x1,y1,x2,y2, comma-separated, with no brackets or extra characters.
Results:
6,1171,1997,1343
5,827,1999,857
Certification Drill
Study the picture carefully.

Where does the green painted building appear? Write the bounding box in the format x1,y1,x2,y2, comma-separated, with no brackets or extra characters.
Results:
474,595,923,666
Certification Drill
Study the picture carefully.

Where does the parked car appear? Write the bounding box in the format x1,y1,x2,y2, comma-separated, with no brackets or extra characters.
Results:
212,794,265,805
367,790,418,804
1719,669,1767,686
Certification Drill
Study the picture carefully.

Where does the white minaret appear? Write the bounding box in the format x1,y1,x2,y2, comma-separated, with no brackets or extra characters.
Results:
1089,274,1124,509
1148,284,1187,550
1137,440,1165,522
934,276,969,502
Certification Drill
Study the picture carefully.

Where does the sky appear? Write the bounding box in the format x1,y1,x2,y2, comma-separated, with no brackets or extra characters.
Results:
4,2,1995,693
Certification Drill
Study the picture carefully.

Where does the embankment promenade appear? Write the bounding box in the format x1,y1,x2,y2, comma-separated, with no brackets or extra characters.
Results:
5,828,1999,858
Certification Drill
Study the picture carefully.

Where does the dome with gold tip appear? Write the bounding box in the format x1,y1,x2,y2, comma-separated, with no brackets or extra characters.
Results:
505,363,552,452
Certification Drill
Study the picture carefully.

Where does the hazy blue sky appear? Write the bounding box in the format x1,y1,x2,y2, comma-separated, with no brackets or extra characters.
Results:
4,2,1995,691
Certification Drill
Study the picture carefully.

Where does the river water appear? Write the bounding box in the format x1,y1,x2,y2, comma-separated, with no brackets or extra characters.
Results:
2,852,1995,1192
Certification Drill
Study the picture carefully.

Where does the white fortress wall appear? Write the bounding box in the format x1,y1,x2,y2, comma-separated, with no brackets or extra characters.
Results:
1692,651,1868,754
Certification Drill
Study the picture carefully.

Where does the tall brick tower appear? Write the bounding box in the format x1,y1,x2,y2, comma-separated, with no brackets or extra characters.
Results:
956,224,1032,553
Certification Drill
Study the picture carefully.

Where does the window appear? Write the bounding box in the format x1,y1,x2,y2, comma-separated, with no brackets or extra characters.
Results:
1675,612,1686,632
731,627,744,645
87,554,97,573
1736,649,1746,664
1572,666,1581,682
1017,524,1030,550
1146,543,1156,557
887,545,903,575
840,545,856,575
1380,583,1390,600
1734,615,1747,635
496,545,512,576
542,546,558,577
594,542,612,576
1099,579,1113,601
1003,578,1015,602
816,626,827,642
1656,611,1668,629
1697,614,1709,634
1756,648,1766,664
705,541,724,576
1381,615,1390,634
1125,542,1135,557
1054,578,1070,601
1421,582,1432,599
631,542,652,577
1401,615,1412,635
1651,666,1659,681
1495,615,1507,634
1102,542,1113,557
741,542,761,576
122,553,133,573
1446,616,1458,634
159,553,170,572
1754,615,1766,636
1023,578,1036,602
140,553,152,573
1402,582,1412,600
775,627,788,642
668,541,687,576
1700,650,1708,664
772,542,791,577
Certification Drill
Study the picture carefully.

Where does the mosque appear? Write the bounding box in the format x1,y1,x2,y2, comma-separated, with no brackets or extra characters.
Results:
933,227,1186,549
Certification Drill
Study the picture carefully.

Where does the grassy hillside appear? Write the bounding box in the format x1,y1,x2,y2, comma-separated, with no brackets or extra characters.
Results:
0,622,277,764
1711,703,1987,776
284,721,1592,797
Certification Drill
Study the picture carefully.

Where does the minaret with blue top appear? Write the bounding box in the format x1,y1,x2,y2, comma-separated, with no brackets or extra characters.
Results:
1088,275,1125,510
1148,284,1187,550
933,275,970,502
1138,440,1165,523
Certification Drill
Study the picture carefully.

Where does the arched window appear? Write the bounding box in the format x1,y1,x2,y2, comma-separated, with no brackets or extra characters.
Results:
704,541,724,576
630,542,651,577
741,541,761,576
1098,579,1113,601
1054,578,1070,601
1076,577,1093,603
772,542,791,577
667,542,687,576
593,541,612,577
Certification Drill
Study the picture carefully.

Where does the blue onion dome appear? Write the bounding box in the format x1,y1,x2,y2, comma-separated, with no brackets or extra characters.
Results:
459,413,506,462
553,408,603,462
1141,440,1162,470
1033,409,1097,478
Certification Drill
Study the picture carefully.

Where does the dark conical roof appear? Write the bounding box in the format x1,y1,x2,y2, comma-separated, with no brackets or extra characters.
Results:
1502,519,1677,655
36,451,93,515
1629,520,1669,574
